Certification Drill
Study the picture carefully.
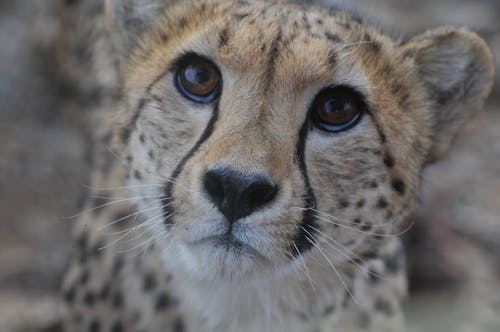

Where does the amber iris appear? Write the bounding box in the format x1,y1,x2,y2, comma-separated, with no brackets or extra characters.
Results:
177,57,220,103
311,87,363,132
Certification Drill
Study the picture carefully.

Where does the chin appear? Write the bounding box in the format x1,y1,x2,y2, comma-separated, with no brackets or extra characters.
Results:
163,231,284,282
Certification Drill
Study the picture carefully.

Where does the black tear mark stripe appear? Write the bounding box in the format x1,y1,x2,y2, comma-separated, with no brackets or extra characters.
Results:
290,120,318,257
163,105,220,225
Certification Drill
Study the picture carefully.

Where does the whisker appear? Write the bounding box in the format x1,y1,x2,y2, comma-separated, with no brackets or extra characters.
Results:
302,227,359,306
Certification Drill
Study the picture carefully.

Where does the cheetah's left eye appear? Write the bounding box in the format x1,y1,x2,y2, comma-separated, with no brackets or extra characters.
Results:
175,55,221,104
310,86,364,133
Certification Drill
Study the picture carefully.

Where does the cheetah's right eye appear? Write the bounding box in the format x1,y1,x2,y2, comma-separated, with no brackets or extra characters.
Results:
175,55,221,104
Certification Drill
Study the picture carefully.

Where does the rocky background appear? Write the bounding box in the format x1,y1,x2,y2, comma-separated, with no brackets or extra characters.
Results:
0,0,499,331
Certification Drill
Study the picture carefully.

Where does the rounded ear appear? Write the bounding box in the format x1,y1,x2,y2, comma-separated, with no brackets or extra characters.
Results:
105,0,170,60
399,27,494,162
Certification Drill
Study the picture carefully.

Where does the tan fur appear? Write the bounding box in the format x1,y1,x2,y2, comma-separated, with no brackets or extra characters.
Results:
60,1,493,331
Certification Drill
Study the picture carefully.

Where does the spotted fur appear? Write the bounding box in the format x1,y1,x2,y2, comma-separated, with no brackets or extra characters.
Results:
60,1,493,331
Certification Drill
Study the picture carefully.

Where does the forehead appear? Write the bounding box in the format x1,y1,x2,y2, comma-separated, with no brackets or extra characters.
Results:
157,1,394,84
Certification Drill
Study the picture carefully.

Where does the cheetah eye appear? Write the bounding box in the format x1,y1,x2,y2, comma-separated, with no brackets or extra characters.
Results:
175,55,221,104
310,86,364,133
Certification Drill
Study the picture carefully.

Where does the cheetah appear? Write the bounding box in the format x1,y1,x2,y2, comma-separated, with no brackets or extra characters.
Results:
59,0,494,331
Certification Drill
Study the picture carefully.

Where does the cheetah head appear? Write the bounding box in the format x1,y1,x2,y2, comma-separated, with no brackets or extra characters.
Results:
106,0,493,283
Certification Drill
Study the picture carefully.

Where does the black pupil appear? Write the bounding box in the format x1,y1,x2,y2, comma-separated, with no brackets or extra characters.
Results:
185,66,210,84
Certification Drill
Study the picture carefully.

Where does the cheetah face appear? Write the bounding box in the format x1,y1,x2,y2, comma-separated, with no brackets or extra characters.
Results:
111,1,493,282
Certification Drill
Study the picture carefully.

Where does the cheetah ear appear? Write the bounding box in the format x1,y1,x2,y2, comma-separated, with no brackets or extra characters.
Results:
400,27,494,162
105,0,169,59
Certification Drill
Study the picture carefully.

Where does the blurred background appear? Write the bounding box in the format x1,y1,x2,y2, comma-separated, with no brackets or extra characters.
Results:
0,0,499,331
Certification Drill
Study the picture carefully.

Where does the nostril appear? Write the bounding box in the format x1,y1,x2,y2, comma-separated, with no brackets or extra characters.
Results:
246,181,278,212
203,170,225,207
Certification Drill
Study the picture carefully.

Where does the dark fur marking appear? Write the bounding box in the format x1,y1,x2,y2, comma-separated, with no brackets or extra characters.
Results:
356,199,365,208
173,317,185,332
391,178,406,195
265,29,283,85
64,286,76,304
134,170,143,180
219,28,230,48
290,119,318,257
361,224,372,232
89,320,101,332
121,99,146,144
155,292,176,311
83,291,96,307
148,150,155,160
139,134,146,143
91,240,104,257
374,298,394,316
100,283,111,300
383,154,395,168
110,321,123,332
163,104,220,225
339,200,350,209
79,270,90,286
143,273,157,292
112,256,124,276
353,218,361,224
325,32,342,43
77,231,89,250
92,195,108,215
234,12,250,21
377,197,388,209
112,292,124,309
323,304,336,317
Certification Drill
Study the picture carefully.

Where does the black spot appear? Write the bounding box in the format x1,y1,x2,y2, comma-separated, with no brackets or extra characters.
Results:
92,195,108,215
99,283,111,300
316,18,323,25
139,134,145,143
159,32,169,42
178,17,187,29
77,232,89,250
148,150,155,160
134,170,143,180
361,224,372,232
83,291,96,307
377,197,388,209
64,0,80,6
234,12,250,21
339,200,350,209
219,28,230,47
120,128,131,144
89,320,101,332
325,32,342,43
369,181,378,189
356,199,365,208
383,154,395,168
391,179,406,195
143,273,157,292
385,253,403,274
110,321,123,332
172,317,185,332
91,240,104,257
374,298,394,316
323,304,336,317
155,292,175,312
327,49,337,68
112,292,124,309
79,250,88,264
79,270,90,286
112,256,124,276
353,218,361,224
64,286,76,304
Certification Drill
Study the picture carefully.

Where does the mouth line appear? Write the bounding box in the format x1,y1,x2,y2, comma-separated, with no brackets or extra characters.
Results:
190,234,266,260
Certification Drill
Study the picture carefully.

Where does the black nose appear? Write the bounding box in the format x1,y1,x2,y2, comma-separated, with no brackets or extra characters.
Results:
203,167,278,222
